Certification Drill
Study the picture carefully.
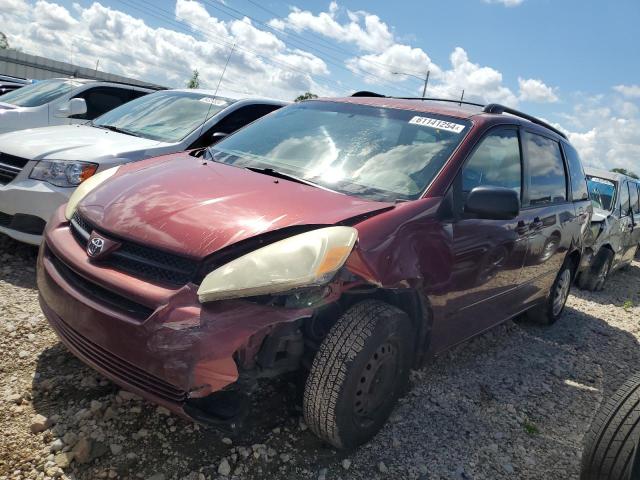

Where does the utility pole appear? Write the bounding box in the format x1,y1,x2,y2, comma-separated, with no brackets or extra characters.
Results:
421,70,430,98
392,69,430,99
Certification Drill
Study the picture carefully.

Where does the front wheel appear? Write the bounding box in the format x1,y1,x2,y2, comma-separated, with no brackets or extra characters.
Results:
303,300,413,449
527,260,574,325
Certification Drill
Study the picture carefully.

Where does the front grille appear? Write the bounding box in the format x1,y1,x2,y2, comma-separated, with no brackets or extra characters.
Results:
49,251,154,321
0,152,29,185
70,212,199,285
48,304,187,404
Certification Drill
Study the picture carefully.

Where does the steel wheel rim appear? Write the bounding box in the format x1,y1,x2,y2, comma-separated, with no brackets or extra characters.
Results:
353,341,399,427
596,260,610,289
552,269,571,316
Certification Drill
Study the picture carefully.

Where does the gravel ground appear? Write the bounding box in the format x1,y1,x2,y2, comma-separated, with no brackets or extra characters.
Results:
1,233,639,480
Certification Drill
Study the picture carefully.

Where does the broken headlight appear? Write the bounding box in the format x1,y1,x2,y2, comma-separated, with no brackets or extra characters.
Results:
197,226,358,303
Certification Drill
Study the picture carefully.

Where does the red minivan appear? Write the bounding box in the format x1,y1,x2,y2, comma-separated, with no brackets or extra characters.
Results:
37,94,592,449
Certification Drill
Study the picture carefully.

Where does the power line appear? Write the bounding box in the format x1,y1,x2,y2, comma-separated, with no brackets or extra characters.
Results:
196,0,417,95
243,0,429,77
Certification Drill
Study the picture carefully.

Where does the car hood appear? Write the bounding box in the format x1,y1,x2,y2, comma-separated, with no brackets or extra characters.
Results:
78,153,394,259
79,153,393,258
0,124,170,161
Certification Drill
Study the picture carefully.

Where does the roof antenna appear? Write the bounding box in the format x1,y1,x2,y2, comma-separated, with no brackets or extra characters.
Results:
196,42,236,145
459,89,465,106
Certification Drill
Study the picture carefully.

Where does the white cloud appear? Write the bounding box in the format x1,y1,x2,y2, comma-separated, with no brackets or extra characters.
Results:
428,47,519,106
518,77,559,103
484,0,525,6
268,3,394,53
613,84,640,98
558,95,640,174
0,0,334,100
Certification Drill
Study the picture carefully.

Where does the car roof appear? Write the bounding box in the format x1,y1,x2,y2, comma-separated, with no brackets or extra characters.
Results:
168,89,288,106
316,95,567,140
37,77,162,91
585,167,634,183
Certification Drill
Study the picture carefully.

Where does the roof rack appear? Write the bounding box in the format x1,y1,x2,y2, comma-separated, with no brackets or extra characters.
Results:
350,91,567,139
483,103,567,139
351,91,484,108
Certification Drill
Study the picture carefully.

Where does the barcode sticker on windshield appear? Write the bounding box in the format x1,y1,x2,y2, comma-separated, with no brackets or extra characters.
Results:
409,116,466,133
199,97,228,106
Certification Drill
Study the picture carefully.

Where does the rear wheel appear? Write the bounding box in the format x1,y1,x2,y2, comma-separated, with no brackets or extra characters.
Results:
580,372,640,480
303,300,413,449
578,248,614,291
527,260,574,325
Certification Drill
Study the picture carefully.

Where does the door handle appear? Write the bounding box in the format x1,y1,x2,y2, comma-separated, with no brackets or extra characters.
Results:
530,217,544,231
516,220,528,235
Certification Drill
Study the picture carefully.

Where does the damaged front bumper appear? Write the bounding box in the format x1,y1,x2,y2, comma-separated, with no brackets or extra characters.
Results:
37,208,313,430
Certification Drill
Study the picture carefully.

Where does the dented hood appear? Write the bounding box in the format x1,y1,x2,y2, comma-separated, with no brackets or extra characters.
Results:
78,153,393,258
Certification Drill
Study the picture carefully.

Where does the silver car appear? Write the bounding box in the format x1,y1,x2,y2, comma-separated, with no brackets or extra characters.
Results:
577,167,640,290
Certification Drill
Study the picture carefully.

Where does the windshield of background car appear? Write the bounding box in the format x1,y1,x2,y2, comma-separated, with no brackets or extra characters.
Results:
208,101,470,202
587,176,617,211
93,91,233,143
0,79,81,107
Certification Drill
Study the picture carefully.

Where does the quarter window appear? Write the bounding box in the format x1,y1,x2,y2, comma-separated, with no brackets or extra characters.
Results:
523,132,567,206
630,183,639,214
562,142,589,201
462,128,522,196
619,182,631,216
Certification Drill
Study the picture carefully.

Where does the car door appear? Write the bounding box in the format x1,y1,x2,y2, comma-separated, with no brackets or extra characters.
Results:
441,126,530,346
517,130,575,303
634,183,640,249
618,181,637,263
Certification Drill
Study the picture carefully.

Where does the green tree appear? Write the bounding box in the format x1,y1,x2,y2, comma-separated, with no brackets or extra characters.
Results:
294,92,318,102
186,69,200,89
0,32,9,50
611,167,639,179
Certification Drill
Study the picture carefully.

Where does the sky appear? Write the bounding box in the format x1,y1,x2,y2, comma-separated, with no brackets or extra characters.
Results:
1,0,639,173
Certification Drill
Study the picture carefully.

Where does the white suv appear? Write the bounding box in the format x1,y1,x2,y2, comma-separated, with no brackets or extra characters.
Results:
0,78,157,134
0,89,285,244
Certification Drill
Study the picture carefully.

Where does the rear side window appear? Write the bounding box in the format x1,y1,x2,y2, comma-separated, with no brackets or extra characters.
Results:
562,142,589,201
71,87,138,120
462,128,521,197
523,132,567,206
635,184,640,214
619,182,631,216
212,104,281,135
630,183,639,214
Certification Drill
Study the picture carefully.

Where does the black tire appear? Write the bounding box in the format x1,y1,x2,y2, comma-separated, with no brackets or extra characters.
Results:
303,300,413,449
580,372,640,480
527,259,574,325
579,248,614,292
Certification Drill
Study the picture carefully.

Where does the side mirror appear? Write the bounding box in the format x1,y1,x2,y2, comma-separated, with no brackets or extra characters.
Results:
464,186,520,220
211,131,228,143
55,98,87,118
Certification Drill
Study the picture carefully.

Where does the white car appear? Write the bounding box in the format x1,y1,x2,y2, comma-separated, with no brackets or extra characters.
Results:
0,89,286,244
0,78,157,134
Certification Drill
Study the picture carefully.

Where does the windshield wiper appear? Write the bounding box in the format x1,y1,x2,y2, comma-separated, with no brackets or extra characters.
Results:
244,166,321,189
93,124,140,137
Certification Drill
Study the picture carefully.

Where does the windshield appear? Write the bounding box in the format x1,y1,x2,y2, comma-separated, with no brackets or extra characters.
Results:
587,176,617,211
93,91,233,143
0,79,82,107
208,101,469,202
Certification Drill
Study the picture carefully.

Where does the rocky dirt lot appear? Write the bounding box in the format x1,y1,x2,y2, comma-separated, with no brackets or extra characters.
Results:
1,234,639,480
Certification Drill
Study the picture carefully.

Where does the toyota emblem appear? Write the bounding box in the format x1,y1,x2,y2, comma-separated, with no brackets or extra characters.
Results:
87,237,105,257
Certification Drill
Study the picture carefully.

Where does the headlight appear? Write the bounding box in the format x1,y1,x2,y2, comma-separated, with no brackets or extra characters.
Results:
30,160,98,187
64,166,119,220
197,226,358,303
